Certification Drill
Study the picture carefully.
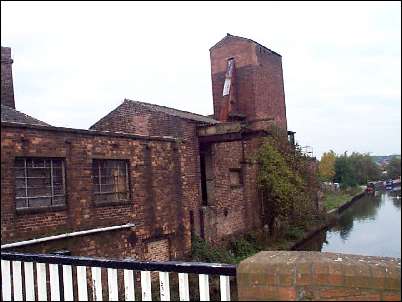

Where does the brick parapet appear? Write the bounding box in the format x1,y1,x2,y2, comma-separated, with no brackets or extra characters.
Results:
237,251,401,301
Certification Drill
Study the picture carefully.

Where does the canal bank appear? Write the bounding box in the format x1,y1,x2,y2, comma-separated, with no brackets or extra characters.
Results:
290,190,366,251
294,188,401,258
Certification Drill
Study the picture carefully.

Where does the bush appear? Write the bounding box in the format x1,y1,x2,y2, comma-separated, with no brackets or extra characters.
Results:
285,226,305,241
256,129,320,236
191,236,233,264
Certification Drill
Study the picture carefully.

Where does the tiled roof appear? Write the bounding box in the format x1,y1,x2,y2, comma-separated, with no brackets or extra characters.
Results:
123,99,219,124
1,105,50,126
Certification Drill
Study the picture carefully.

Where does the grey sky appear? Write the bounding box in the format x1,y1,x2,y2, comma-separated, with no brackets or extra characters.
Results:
1,1,401,158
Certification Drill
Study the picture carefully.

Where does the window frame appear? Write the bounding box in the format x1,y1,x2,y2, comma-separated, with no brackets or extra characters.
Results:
14,157,67,213
229,168,243,188
91,159,131,206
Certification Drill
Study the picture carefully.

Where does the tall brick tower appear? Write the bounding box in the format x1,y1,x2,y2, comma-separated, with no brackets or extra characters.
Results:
210,34,287,131
1,47,15,109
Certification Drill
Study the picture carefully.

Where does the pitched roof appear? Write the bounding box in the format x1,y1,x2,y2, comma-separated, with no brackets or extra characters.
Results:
124,99,219,124
91,99,219,129
210,33,281,57
1,105,51,126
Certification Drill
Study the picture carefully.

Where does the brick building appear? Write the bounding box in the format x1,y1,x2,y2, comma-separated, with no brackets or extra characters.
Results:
1,34,296,260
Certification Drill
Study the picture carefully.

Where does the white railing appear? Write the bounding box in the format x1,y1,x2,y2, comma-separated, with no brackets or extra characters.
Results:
1,252,236,301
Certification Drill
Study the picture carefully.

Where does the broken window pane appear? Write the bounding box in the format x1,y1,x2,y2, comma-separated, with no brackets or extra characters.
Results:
229,168,242,187
92,159,130,204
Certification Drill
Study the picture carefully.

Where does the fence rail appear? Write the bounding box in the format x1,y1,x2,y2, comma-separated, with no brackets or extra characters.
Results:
1,252,236,301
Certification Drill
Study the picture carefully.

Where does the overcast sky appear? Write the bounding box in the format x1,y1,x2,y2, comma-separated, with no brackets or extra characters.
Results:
1,1,401,158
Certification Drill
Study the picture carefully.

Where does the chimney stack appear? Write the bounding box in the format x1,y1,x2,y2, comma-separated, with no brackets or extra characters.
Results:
1,46,16,109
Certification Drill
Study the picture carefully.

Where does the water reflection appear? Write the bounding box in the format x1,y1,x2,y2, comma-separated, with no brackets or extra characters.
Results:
295,188,401,258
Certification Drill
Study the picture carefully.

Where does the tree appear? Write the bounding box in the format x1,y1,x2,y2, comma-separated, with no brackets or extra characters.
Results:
334,153,357,188
319,150,336,182
386,156,401,179
256,132,320,236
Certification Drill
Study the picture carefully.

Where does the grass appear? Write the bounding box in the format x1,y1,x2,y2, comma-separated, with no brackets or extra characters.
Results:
323,186,364,211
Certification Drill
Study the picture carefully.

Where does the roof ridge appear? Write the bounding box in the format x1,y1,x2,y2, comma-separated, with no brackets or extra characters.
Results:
124,98,218,122
210,33,281,57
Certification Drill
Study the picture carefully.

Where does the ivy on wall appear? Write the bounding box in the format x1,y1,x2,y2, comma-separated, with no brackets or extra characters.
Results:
256,128,321,237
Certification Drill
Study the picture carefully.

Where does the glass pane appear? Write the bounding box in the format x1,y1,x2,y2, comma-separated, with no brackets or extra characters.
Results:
29,197,51,208
14,167,25,177
54,185,65,195
52,160,63,168
28,177,51,188
27,187,52,197
27,167,50,178
15,178,26,188
16,198,27,209
14,159,25,168
52,196,65,206
16,188,27,198
53,176,64,186
100,184,114,193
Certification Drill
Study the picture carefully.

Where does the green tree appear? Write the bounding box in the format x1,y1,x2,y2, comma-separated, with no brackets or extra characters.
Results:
256,133,320,236
334,152,381,187
334,153,357,188
319,150,336,181
386,156,401,179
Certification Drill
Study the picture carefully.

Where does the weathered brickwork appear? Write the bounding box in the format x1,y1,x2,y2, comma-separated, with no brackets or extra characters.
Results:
1,123,190,259
90,100,207,249
210,34,287,130
201,135,265,243
237,251,401,301
1,47,15,109
2,34,294,259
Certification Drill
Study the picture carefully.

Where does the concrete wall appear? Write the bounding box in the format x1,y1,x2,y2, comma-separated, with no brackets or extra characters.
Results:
237,251,401,301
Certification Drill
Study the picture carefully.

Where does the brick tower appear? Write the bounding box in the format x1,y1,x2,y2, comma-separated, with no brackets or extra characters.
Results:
210,34,287,131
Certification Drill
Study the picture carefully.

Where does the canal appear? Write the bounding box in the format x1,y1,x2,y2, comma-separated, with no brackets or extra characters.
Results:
295,187,401,258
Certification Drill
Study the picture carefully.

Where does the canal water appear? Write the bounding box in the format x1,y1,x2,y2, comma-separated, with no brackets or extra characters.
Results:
295,187,401,258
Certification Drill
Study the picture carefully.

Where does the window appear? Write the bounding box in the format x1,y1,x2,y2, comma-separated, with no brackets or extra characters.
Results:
92,159,130,204
229,168,243,187
14,158,66,210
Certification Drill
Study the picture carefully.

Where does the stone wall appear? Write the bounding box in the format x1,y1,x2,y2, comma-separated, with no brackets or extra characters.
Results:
237,251,401,301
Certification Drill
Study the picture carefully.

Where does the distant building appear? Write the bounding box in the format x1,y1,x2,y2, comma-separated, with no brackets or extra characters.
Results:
1,34,301,260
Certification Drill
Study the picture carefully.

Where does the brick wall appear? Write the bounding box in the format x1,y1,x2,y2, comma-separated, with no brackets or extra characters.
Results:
1,123,190,259
237,251,401,301
210,35,287,131
1,46,15,109
201,135,264,243
90,100,205,249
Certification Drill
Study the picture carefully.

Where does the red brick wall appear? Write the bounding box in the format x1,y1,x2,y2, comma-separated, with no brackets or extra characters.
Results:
90,101,205,249
255,47,287,131
202,135,264,243
238,251,401,301
1,123,190,259
1,47,15,109
210,36,287,131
